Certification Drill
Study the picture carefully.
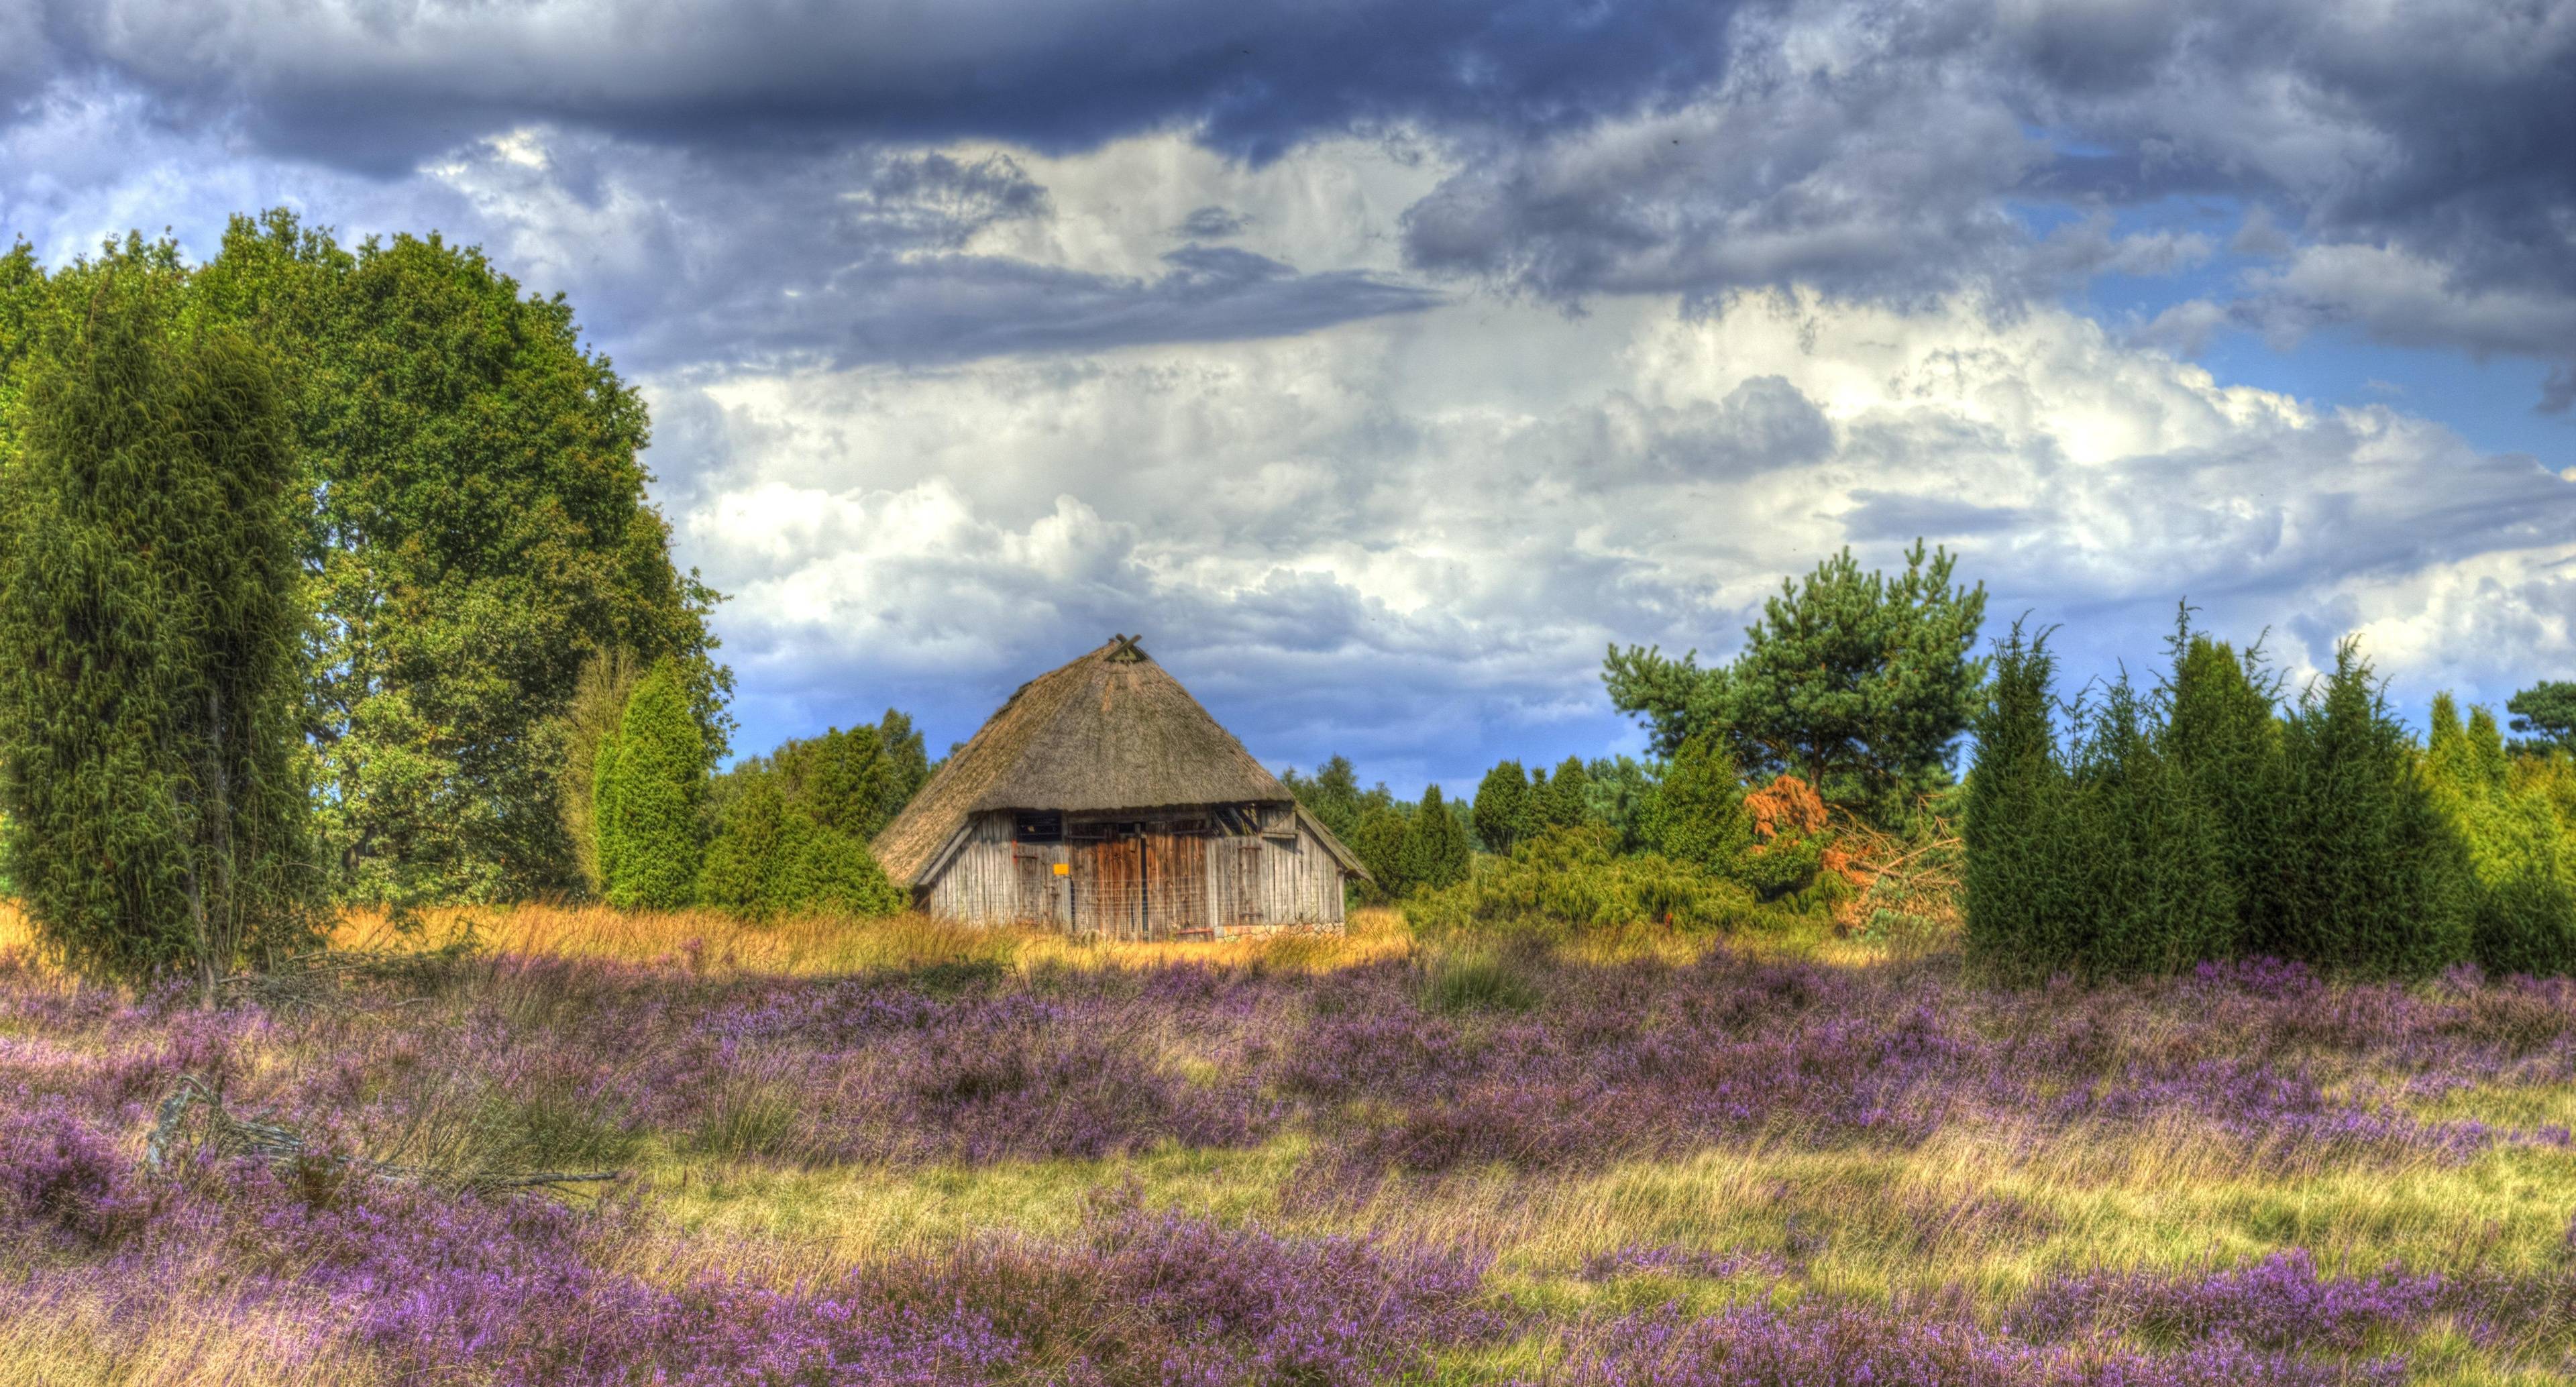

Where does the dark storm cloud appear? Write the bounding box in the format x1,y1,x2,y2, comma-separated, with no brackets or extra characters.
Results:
15,0,2575,396
22,0,1755,170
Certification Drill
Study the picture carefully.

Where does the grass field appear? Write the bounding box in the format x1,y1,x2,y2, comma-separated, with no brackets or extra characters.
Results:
4,900,2575,1385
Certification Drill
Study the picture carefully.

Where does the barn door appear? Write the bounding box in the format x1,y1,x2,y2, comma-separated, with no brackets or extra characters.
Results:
1075,836,1144,940
1014,846,1065,926
1143,833,1208,940
1222,839,1263,928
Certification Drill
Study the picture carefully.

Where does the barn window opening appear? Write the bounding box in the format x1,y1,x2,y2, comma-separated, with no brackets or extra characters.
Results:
1014,812,1063,842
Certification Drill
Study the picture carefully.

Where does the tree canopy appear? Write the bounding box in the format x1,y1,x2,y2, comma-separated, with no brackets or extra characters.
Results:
1604,541,1986,820
191,210,729,905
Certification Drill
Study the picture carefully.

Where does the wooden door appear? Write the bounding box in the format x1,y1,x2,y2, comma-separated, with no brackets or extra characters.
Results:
1220,838,1263,928
1143,833,1209,939
1075,836,1144,940
1014,846,1065,926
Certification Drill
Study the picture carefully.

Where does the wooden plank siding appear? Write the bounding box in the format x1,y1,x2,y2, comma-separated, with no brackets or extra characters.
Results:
920,806,1348,936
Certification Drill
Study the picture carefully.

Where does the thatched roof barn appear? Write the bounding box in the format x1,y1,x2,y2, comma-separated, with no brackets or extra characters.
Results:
871,634,1366,938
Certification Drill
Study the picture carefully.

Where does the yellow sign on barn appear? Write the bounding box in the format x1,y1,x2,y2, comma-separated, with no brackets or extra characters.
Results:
1053,863,1069,876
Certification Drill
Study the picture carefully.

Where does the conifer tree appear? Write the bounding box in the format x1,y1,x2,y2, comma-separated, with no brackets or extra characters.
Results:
1646,731,1754,877
1542,757,1595,832
593,660,708,909
698,775,904,919
1963,624,2076,978
1606,541,1986,818
2425,696,2576,975
1350,803,1412,900
557,648,641,897
2159,620,2286,954
1472,761,1533,855
0,254,316,991
1403,786,1471,891
2068,677,2237,975
2275,643,2471,976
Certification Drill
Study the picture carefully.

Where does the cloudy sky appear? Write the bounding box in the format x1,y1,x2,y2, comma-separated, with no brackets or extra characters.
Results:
8,0,2574,790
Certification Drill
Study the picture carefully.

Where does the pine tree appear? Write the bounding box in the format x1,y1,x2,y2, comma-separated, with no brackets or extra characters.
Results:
1606,540,1986,818
1646,731,1754,877
1472,761,1533,855
2275,643,2471,977
593,659,709,909
0,253,316,991
1403,786,1471,891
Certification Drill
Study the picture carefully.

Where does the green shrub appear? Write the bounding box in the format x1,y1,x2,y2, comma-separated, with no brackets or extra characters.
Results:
594,660,710,910
2425,696,2576,976
698,775,906,920
1403,827,1755,939
2273,643,2471,977
1645,731,1754,876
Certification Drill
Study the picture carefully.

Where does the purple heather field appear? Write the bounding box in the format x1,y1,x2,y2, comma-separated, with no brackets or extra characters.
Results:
6,931,2576,1385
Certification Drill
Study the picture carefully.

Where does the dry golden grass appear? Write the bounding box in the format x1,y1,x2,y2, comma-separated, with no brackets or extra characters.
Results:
326,899,1417,977
0,1287,372,1387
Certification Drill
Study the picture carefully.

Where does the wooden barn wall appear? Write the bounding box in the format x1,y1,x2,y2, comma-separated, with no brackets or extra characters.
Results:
920,808,1346,934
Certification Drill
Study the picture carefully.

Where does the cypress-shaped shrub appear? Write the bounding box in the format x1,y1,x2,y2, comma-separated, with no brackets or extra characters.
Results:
593,659,708,909
1471,761,1533,856
2066,678,2237,976
694,775,788,916
1646,731,1754,877
0,258,317,990
1963,625,2078,977
2425,696,2576,975
2159,626,2287,949
1402,786,1471,892
1541,757,1595,832
1350,804,1412,901
2275,643,2471,977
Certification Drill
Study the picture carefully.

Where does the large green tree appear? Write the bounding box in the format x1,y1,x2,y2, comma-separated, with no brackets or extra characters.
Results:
191,211,729,905
0,247,317,990
1605,541,1986,819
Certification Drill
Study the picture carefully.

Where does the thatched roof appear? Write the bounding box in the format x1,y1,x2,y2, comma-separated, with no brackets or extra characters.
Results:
871,636,1365,886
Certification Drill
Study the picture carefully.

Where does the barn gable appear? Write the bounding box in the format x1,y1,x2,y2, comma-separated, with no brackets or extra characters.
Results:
871,636,1365,897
